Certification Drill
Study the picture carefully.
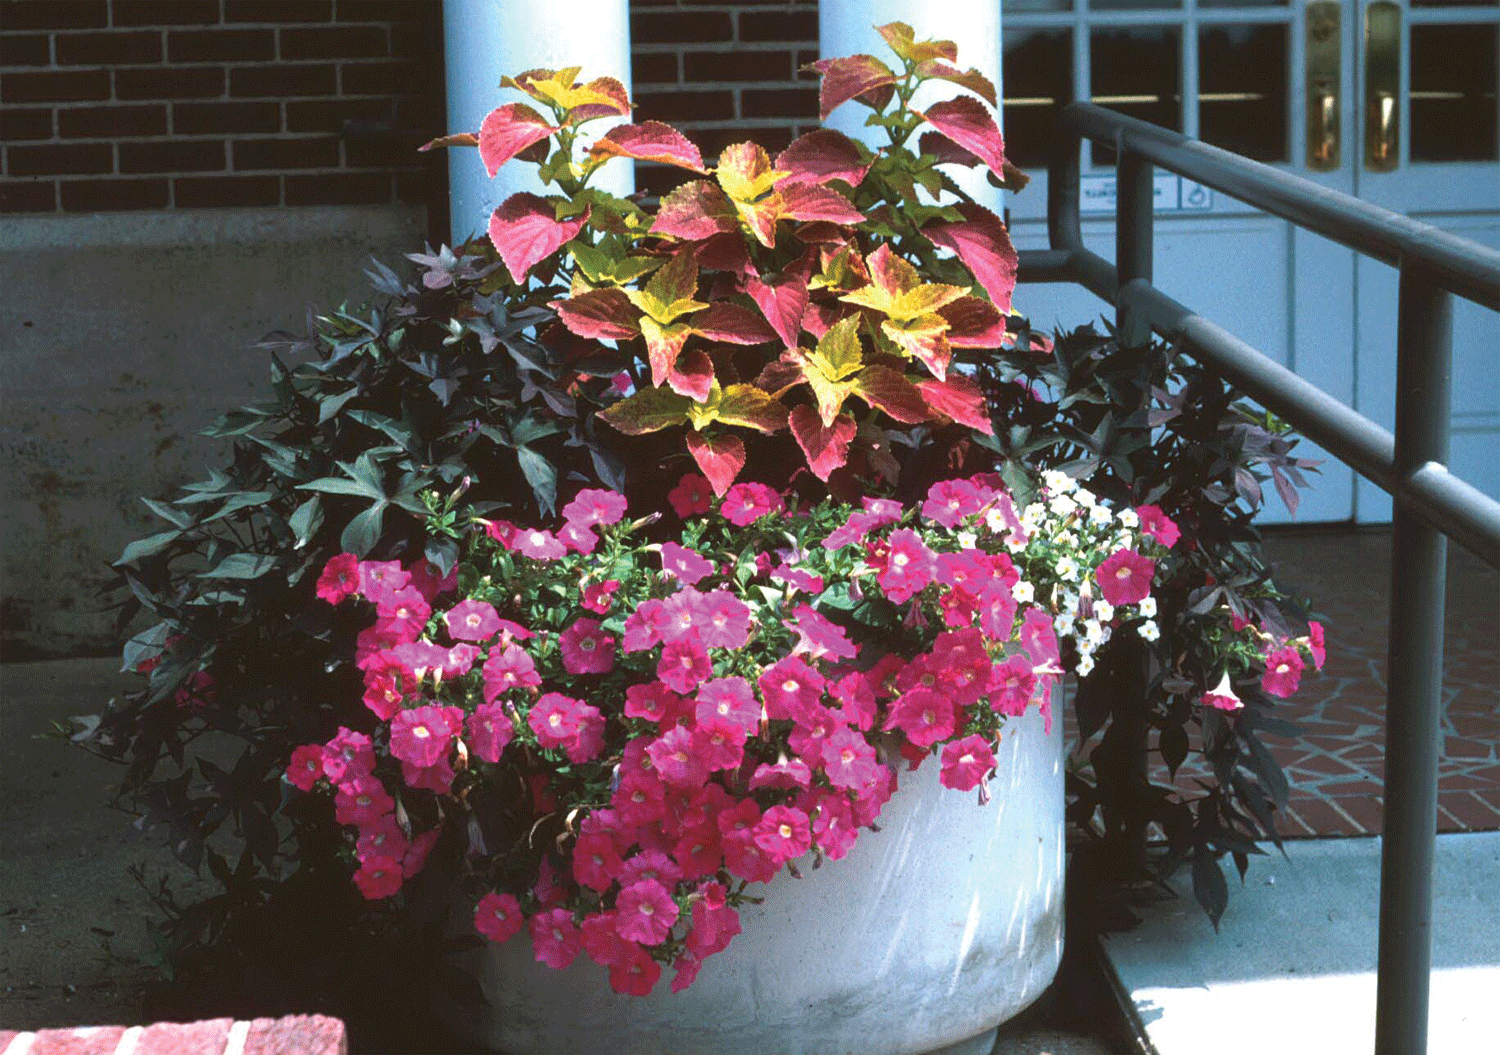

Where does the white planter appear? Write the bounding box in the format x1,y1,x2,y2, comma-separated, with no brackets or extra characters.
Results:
456,697,1064,1055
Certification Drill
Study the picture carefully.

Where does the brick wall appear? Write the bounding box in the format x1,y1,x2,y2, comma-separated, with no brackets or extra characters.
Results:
0,0,445,214
1,0,820,215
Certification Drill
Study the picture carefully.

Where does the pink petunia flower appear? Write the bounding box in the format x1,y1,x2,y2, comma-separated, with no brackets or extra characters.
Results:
671,951,705,993
1203,670,1244,712
692,589,753,650
373,587,431,641
753,805,812,863
609,944,663,996
513,528,566,561
771,564,824,594
657,631,712,694
389,704,456,769
335,774,394,826
808,788,860,860
720,482,785,527
529,693,584,751
684,882,741,958
625,680,687,725
721,828,779,883
482,643,541,702
922,479,984,528
286,744,324,791
573,832,625,892
622,598,670,652
352,856,403,900
749,756,813,791
355,816,409,864
614,769,668,829
316,553,360,605
563,488,628,528
580,911,627,966
529,907,582,969
321,727,375,785
559,617,617,675
977,579,1018,641
444,599,501,642
668,473,714,518
672,824,723,880
559,521,599,555
830,671,877,730
1136,505,1181,548
647,725,710,788
784,604,856,662
758,656,825,722
619,848,683,888
660,542,715,586
694,676,759,732
466,701,514,763
787,705,840,765
820,726,880,790
876,529,936,603
474,891,524,943
615,878,679,945
402,755,455,794
989,654,1038,716
356,560,411,603
1095,548,1156,607
658,588,705,644
405,558,457,604
1307,620,1327,670
884,688,957,748
580,579,621,614
695,714,747,771
939,734,997,791
403,829,438,879
1261,645,1305,699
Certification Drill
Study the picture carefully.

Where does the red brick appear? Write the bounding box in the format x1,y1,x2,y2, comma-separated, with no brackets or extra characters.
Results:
175,173,280,207
0,32,51,65
633,89,734,123
119,138,225,173
335,0,428,20
631,10,733,45
344,130,423,168
243,1014,349,1055
738,9,818,43
696,124,798,157
60,176,169,210
1,107,54,140
385,19,440,63
1286,795,1357,836
1438,790,1500,831
225,0,333,22
29,1025,127,1054
174,100,281,134
233,135,340,170
230,62,337,97
116,65,225,100
629,51,678,86
795,48,819,80
0,177,57,211
285,96,389,133
635,163,691,199
58,103,166,137
741,87,817,119
683,49,794,83
0,0,107,30
284,169,389,204
113,0,221,26
1331,793,1385,835
392,93,440,129
168,27,275,62
55,30,164,65
136,1018,234,1055
7,141,112,175
280,25,387,60
2,68,110,103
394,167,432,204
337,59,422,95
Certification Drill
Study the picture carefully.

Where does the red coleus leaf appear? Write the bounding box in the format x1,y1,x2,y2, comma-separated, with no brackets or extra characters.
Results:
789,405,857,482
939,296,1010,348
916,96,1008,179
686,432,746,496
754,351,806,397
693,233,753,277
917,130,979,168
922,202,1019,314
875,21,958,64
650,180,739,241
777,182,865,225
551,287,640,341
667,348,715,402
775,129,870,188
567,76,631,122
880,315,952,382
737,194,781,249
917,374,994,435
808,54,899,121
641,318,692,387
589,120,707,172
419,132,479,152
691,301,776,344
851,365,929,424
478,103,559,177
801,300,849,341
487,193,589,284
744,253,814,350
915,60,997,107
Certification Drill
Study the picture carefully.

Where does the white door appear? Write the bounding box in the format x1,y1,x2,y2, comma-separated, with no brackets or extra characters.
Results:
999,1,1499,524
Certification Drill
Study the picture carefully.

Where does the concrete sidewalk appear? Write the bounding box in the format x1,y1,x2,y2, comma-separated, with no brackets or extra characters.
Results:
1101,833,1500,1055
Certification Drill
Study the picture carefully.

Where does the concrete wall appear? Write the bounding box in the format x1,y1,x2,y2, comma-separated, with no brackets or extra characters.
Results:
0,204,426,659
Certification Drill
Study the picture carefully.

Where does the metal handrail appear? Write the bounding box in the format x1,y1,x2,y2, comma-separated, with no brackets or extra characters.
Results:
1014,99,1500,1055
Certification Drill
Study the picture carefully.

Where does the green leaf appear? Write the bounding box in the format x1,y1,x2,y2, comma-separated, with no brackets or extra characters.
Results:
288,496,322,548
141,497,193,530
299,477,378,498
318,387,360,424
515,446,558,514
116,530,183,566
340,504,386,557
199,553,279,579
202,491,275,523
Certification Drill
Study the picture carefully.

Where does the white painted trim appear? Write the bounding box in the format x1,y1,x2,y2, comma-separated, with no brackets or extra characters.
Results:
0,205,424,252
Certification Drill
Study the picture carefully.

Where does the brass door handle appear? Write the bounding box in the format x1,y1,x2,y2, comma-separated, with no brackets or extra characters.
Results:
1370,90,1397,166
1306,1,1341,171
1365,1,1400,171
1310,83,1339,168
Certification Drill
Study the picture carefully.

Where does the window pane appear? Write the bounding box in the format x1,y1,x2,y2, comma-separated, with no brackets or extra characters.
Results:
1002,28,1074,168
1089,1,1182,10
1090,26,1181,165
1002,1,1075,12
1198,23,1289,161
1411,24,1499,160
1198,1,1287,7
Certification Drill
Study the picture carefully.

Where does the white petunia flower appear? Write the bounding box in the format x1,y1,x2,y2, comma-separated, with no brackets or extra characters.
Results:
1138,596,1157,618
1084,620,1105,647
1054,613,1074,636
957,531,978,548
1055,556,1080,582
1088,503,1113,526
1022,503,1046,528
1118,508,1140,529
1060,590,1080,615
1042,469,1075,495
1056,530,1077,549
1012,581,1035,604
1076,653,1096,677
1049,494,1078,518
1094,600,1115,623
1139,619,1160,641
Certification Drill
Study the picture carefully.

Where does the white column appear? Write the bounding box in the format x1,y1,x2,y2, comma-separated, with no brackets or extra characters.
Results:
443,0,634,245
818,0,1004,212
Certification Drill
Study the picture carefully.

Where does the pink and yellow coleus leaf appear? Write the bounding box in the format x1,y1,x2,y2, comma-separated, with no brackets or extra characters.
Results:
715,142,788,204
939,296,1011,348
666,348,715,402
807,54,899,121
641,316,693,386
685,432,745,496
711,383,789,434
691,301,777,345
650,180,739,241
627,250,706,324
736,194,781,249
875,21,958,65
775,129,870,188
588,121,707,173
597,384,693,435
754,351,806,398
880,314,952,381
777,182,865,225
800,316,864,426
922,202,1019,314
744,254,814,350
565,76,631,122
914,60,997,107
839,244,966,323
789,405,857,481
505,67,631,120
478,103,559,177
487,193,589,284
850,365,930,424
551,287,640,341
418,132,478,152
914,96,1008,179
917,374,994,434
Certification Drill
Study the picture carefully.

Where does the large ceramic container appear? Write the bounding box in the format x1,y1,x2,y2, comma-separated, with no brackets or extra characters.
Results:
458,697,1064,1055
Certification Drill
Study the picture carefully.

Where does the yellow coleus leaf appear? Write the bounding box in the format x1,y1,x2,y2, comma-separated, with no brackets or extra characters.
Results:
625,289,708,325
839,244,967,323
685,382,788,433
716,142,789,204
803,315,863,383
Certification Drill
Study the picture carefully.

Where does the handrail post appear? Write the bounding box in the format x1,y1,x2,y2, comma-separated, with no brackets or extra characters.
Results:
1374,264,1453,1055
1116,147,1154,348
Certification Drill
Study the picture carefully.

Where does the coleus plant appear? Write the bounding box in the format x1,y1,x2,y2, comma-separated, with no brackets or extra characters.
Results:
431,23,1034,496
